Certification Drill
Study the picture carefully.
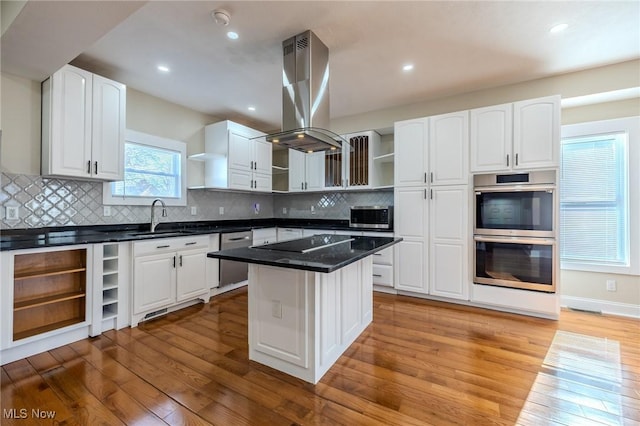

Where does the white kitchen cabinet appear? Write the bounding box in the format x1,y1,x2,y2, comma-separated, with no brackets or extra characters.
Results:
302,228,327,237
394,187,429,294
132,235,209,326
429,186,469,300
470,95,560,173
513,96,561,170
394,118,429,187
394,112,469,298
253,228,277,246
325,131,379,189
469,103,513,172
289,150,324,192
362,231,394,288
42,64,126,181
277,228,303,241
196,120,271,192
429,111,469,186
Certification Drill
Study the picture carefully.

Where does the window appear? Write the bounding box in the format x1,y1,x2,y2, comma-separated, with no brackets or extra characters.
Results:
103,130,187,206
560,117,639,275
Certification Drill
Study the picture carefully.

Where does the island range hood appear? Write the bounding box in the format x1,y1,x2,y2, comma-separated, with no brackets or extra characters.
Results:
265,30,347,153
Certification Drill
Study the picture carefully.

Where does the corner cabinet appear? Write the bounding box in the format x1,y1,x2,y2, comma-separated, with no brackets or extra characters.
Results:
42,64,126,181
289,150,325,192
190,120,271,192
132,235,210,326
470,95,560,173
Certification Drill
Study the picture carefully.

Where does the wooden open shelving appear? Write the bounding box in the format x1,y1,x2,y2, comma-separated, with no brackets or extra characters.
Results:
13,248,87,341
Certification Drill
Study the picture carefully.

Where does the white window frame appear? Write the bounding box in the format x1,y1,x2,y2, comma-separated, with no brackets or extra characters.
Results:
560,116,639,275
103,129,187,206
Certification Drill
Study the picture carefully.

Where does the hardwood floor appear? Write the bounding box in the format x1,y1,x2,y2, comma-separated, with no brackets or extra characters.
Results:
2,288,639,425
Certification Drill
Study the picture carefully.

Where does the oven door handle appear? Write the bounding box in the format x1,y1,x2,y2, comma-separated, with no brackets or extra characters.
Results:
474,185,554,193
473,235,555,245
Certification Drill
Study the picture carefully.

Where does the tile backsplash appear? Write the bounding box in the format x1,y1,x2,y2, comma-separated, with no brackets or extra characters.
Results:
0,173,393,230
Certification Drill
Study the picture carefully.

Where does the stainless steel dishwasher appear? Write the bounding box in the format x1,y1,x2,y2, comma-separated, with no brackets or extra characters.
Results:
219,230,253,287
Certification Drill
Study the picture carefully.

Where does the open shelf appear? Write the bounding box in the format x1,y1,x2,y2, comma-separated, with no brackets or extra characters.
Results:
13,318,85,342
14,291,85,311
13,248,87,341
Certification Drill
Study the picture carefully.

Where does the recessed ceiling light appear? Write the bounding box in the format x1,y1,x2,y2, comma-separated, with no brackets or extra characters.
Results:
402,64,414,72
248,106,256,111
227,31,239,40
157,65,170,73
549,23,568,33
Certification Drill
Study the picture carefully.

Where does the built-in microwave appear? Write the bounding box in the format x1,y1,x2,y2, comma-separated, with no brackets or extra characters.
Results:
349,206,393,229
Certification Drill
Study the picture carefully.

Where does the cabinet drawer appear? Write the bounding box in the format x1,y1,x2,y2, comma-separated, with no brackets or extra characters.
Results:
372,264,393,287
134,235,209,256
371,246,393,265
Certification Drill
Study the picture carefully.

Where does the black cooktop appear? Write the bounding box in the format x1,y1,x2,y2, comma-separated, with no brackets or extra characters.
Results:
254,234,354,253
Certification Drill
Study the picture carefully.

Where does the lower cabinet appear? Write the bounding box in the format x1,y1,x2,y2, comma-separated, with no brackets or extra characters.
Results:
132,235,209,326
277,227,303,241
252,227,277,246
394,185,469,299
1,245,93,365
362,231,394,288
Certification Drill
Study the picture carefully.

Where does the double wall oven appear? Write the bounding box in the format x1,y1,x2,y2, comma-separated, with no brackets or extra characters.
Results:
473,171,557,293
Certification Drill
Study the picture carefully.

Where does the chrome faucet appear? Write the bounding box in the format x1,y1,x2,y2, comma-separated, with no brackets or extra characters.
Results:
150,199,167,232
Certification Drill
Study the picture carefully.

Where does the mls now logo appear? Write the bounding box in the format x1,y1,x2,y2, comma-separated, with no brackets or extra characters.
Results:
3,408,56,419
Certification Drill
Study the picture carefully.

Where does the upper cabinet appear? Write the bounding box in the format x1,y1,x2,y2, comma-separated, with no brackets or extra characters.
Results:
325,131,383,190
394,113,468,188
42,64,126,181
429,111,469,186
394,118,429,187
289,150,324,192
193,120,271,192
470,95,560,173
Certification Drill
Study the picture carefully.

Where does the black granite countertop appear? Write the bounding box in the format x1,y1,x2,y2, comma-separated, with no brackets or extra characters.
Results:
207,234,401,273
0,219,393,251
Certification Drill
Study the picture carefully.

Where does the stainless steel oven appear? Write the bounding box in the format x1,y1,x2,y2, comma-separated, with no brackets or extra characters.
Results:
474,235,556,293
473,171,557,292
474,171,556,238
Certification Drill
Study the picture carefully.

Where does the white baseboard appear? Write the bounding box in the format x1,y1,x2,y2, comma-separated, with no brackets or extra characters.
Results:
561,295,640,318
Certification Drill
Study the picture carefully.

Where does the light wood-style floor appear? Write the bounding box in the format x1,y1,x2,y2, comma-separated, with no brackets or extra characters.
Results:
2,288,638,425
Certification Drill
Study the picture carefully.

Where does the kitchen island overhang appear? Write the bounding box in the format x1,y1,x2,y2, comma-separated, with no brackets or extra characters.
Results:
207,234,401,384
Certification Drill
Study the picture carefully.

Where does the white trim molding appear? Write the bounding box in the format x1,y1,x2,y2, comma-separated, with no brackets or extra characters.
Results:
561,295,640,319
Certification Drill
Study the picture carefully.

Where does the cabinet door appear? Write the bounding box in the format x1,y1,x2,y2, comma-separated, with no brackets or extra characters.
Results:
253,138,273,175
92,74,126,180
305,151,325,191
394,118,428,187
176,248,208,302
133,253,176,314
429,111,468,185
345,132,374,188
394,187,428,294
470,103,512,173
288,149,305,192
277,228,303,242
228,168,252,191
252,173,273,192
46,65,93,178
228,131,253,172
429,186,469,300
513,95,560,170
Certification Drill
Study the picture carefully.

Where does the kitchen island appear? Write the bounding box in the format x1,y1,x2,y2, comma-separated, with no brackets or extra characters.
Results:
207,234,400,384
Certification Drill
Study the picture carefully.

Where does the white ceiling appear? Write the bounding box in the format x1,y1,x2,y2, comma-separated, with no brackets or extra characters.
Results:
2,1,639,132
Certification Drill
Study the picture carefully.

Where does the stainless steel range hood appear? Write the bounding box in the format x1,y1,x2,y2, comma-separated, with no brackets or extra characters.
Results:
265,30,347,153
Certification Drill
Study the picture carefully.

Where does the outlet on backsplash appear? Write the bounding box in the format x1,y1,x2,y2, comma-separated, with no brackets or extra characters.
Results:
6,206,19,220
219,206,224,215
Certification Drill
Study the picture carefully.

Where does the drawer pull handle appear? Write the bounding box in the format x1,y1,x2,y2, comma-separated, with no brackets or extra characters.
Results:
373,253,382,256
373,274,382,277
156,245,170,249
185,242,197,246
